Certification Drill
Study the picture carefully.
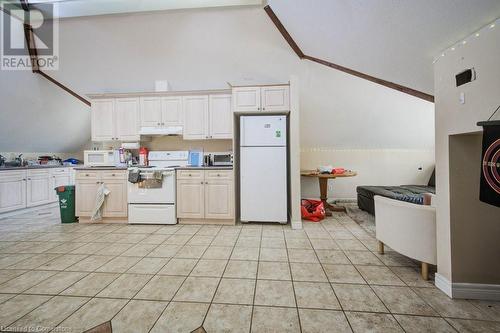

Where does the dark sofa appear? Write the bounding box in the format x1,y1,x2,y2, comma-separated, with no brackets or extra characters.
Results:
357,170,435,215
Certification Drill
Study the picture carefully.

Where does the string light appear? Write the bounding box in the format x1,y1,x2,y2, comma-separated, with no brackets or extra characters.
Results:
433,18,499,64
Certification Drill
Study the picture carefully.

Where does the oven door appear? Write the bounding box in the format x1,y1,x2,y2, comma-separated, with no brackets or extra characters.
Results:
127,170,175,204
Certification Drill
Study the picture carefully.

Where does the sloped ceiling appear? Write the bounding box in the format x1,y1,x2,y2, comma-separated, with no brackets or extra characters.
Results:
267,0,500,94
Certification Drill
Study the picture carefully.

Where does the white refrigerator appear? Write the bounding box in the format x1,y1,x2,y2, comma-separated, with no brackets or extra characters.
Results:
240,115,288,223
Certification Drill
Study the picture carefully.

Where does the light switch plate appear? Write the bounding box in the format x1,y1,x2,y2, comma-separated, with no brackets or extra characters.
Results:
459,92,465,104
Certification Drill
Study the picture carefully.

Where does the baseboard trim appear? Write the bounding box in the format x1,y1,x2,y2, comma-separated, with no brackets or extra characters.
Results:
291,220,303,230
453,283,500,301
435,273,453,297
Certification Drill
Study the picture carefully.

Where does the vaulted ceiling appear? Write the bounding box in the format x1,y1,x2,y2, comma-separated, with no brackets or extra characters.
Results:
267,0,500,94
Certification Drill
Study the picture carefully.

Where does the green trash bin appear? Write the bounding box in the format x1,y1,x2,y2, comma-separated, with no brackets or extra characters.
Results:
55,185,77,223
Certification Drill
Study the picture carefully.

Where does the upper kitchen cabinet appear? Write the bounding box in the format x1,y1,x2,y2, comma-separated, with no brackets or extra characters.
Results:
209,94,232,139
91,98,140,142
91,99,115,141
114,98,140,141
183,95,209,140
140,96,183,128
233,85,289,112
183,94,232,140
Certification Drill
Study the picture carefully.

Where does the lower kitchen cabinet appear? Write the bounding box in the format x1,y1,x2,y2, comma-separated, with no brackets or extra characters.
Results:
75,170,128,222
27,170,51,207
0,171,27,214
176,169,234,224
0,167,74,215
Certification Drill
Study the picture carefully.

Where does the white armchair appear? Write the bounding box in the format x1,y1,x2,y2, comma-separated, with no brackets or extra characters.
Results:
374,195,437,280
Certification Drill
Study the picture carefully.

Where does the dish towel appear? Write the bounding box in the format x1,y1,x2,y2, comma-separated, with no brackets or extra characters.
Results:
91,183,111,222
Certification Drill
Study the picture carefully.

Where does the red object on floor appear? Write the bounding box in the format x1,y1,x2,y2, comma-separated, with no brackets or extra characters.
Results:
301,199,326,222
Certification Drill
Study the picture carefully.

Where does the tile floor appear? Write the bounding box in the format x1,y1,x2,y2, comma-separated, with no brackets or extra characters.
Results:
0,207,498,332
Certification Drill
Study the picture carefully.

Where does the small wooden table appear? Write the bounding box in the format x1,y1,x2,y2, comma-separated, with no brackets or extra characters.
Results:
301,170,357,215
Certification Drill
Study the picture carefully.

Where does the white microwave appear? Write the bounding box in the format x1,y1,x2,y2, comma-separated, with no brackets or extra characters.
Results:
84,150,116,166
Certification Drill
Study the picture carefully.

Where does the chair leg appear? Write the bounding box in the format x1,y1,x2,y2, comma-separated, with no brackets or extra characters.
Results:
421,262,429,281
377,241,384,255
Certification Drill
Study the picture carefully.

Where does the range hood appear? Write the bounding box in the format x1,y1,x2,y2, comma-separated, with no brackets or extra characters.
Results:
139,126,183,136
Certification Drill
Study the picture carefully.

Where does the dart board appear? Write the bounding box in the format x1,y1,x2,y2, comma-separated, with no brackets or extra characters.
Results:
479,124,500,207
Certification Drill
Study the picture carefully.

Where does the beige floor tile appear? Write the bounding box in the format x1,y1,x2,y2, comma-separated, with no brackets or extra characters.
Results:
135,275,185,301
98,243,133,256
202,246,233,260
213,278,255,305
25,271,87,295
286,238,313,249
413,287,489,320
0,293,15,304
69,242,108,255
116,233,148,243
290,262,328,282
236,236,261,248
204,303,252,332
0,294,51,327
346,312,403,333
10,296,89,331
139,234,171,245
261,237,286,248
224,260,258,279
251,306,300,333
154,225,181,235
165,234,193,245
0,254,34,268
294,281,341,310
446,318,500,332
61,272,119,297
323,264,366,284
57,298,128,333
7,253,61,269
174,245,208,259
230,247,259,260
344,250,384,265
173,276,220,302
315,250,350,264
211,235,238,247
95,256,142,273
394,315,456,333
373,285,438,316
191,259,228,277
310,238,339,250
389,267,435,288
284,230,308,239
147,244,181,258
299,309,352,333
97,273,152,299
259,247,288,262
375,252,417,267
127,257,168,274
150,301,209,333
258,261,291,280
196,226,221,236
332,283,388,312
239,227,261,238
468,299,500,321
0,269,27,284
0,270,57,293
43,242,87,254
254,280,296,307
120,243,158,257
336,239,368,251
158,258,197,276
37,254,89,270
261,229,284,238
356,265,405,286
287,249,319,263
111,300,167,333
65,255,115,272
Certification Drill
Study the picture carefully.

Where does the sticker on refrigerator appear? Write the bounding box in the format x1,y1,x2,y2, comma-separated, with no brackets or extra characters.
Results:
276,130,281,138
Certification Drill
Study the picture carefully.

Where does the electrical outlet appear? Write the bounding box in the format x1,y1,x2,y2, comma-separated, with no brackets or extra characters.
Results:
418,167,423,171
328,184,334,191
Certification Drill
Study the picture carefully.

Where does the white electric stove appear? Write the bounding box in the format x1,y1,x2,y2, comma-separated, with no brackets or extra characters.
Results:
127,151,188,224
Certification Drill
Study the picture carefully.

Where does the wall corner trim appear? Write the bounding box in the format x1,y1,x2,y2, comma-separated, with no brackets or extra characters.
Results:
435,273,453,297
452,283,500,301
291,220,303,230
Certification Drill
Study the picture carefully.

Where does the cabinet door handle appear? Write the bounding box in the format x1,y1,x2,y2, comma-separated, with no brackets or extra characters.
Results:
85,174,89,176
188,174,192,177
217,174,220,177
200,181,204,184
157,122,161,125
205,181,208,184
262,107,266,111
161,122,165,126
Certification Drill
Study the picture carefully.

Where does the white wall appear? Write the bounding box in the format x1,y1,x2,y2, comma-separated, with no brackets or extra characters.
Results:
434,21,500,290
0,6,434,195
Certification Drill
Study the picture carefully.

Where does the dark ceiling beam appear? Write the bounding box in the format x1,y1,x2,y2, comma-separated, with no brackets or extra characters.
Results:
263,5,434,103
14,1,91,107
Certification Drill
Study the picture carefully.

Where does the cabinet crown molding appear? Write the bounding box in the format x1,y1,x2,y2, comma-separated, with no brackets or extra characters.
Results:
87,89,231,100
